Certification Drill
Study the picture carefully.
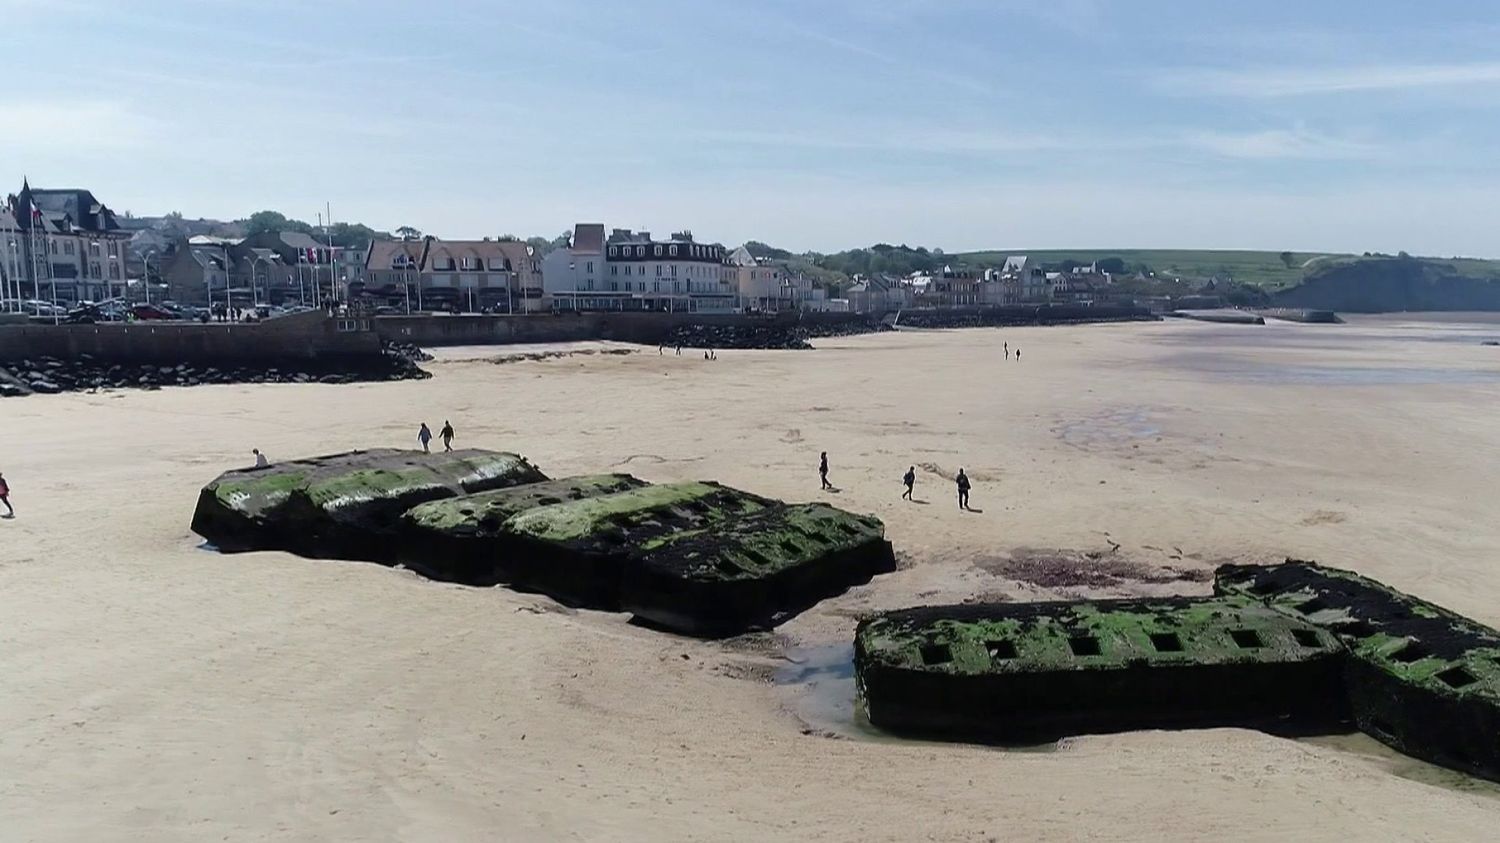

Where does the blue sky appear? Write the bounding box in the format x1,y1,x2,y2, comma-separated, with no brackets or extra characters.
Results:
4,0,1500,255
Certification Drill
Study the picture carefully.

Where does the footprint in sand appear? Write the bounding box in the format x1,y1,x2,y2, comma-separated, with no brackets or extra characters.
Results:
781,429,804,443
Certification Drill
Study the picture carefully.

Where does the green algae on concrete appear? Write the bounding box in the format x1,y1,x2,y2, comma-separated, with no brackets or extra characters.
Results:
395,474,649,584
1216,560,1500,782
494,481,776,609
623,503,896,636
503,481,767,545
190,448,546,558
854,596,1348,743
403,474,647,537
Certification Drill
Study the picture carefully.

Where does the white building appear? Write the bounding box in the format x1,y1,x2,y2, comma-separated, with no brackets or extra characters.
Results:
725,245,786,311
544,225,733,312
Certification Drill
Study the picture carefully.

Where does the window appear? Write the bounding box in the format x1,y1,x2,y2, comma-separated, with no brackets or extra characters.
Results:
88,242,100,257
625,265,631,276
611,265,618,275
654,245,662,256
110,265,121,279
655,264,662,277
608,246,617,257
669,245,678,257
91,263,101,278
64,240,75,256
586,261,593,273
670,265,678,277
635,246,644,257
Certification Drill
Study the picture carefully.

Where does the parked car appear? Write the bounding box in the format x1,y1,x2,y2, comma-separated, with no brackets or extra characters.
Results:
131,303,178,320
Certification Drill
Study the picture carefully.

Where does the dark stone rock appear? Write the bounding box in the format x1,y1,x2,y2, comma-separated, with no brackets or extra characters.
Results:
29,379,61,394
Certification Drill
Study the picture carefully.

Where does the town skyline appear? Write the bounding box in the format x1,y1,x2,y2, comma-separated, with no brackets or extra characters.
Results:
6,0,1500,257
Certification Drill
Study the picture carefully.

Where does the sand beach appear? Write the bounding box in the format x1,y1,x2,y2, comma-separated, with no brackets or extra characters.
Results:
4,316,1500,841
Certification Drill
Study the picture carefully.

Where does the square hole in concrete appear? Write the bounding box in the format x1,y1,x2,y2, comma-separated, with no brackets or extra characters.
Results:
1391,640,1429,663
1294,597,1327,615
1149,632,1184,652
1250,579,1287,596
1436,666,1478,688
1340,619,1376,638
1230,629,1264,649
1291,629,1322,648
920,643,952,666
986,640,1018,660
1068,636,1102,657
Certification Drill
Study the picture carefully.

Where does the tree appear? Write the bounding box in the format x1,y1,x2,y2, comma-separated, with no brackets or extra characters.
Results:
550,230,572,249
525,236,553,255
1279,251,1295,268
496,234,520,242
395,225,422,241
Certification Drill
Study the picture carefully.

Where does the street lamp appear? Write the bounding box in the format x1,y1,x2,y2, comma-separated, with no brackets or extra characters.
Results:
141,249,156,305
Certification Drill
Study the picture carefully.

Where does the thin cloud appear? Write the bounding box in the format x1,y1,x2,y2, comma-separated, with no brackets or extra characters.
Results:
0,100,152,152
1157,61,1500,97
691,125,1375,161
1183,128,1382,160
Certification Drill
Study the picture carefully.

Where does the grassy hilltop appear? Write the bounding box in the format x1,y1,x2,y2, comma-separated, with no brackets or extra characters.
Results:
954,249,1350,290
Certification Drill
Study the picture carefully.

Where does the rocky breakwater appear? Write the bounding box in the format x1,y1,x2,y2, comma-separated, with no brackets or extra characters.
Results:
663,319,890,351
192,448,896,637
0,340,430,398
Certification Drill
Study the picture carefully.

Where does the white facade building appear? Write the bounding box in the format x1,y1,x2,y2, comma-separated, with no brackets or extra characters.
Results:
544,225,733,312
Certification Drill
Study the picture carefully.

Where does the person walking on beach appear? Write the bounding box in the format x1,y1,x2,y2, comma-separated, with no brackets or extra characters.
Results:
1015,348,1021,362
439,420,455,452
418,422,433,453
820,452,832,490
252,448,269,469
902,466,916,501
0,471,12,518
956,468,971,511
1004,341,1010,360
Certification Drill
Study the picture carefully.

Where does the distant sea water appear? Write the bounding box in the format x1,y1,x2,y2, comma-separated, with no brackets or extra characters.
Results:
1150,313,1500,386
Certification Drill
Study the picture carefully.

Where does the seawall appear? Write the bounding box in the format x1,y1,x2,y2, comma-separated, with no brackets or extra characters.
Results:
373,305,1156,348
0,311,381,364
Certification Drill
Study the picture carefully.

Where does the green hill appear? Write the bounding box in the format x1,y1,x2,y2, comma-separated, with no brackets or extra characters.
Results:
953,249,1346,290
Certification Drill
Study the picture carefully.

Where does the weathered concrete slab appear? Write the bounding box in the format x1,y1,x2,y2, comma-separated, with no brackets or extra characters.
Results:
624,503,895,636
855,597,1348,743
397,474,648,583
497,481,775,609
1217,560,1500,782
191,449,547,560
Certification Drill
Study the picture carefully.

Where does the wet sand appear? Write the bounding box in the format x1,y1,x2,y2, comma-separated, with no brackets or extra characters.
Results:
4,316,1500,840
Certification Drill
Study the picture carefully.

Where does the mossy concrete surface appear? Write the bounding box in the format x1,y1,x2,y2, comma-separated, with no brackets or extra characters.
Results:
395,474,648,584
403,474,647,538
503,481,770,546
1216,560,1500,782
191,448,546,558
855,597,1349,743
493,481,777,612
195,453,900,638
624,503,896,636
